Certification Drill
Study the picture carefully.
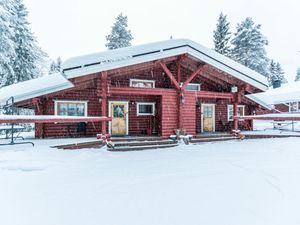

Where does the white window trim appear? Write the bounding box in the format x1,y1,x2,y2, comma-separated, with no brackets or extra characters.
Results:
54,100,88,116
227,104,245,121
130,79,155,88
180,82,201,91
289,102,299,112
136,102,156,116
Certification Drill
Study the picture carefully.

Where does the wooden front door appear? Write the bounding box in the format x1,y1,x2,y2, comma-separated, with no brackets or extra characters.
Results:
109,101,128,136
201,104,215,132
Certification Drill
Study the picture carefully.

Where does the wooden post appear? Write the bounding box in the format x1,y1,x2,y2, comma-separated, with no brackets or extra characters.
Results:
101,71,108,134
178,91,184,129
177,61,182,129
233,101,238,131
233,92,241,132
33,98,44,138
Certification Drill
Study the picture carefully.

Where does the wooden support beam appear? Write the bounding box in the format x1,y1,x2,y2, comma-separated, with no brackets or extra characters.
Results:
110,87,177,96
181,64,204,90
159,62,181,90
180,62,228,87
111,87,234,99
233,101,238,131
233,92,242,132
196,91,234,99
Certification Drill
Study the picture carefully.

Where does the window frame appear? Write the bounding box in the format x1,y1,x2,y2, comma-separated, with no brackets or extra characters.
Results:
289,102,299,112
227,104,245,121
54,100,88,117
129,79,155,88
136,102,156,116
180,82,201,91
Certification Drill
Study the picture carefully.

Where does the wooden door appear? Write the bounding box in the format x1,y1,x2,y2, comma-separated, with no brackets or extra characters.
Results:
201,104,215,132
110,101,128,136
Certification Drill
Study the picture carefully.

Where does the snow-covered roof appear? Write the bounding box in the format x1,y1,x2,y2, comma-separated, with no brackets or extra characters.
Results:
246,81,300,109
62,39,269,91
0,73,74,105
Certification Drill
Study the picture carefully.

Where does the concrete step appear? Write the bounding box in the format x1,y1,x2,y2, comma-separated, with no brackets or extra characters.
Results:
111,136,163,142
113,139,176,147
190,136,238,143
108,143,179,152
195,133,233,139
53,140,104,150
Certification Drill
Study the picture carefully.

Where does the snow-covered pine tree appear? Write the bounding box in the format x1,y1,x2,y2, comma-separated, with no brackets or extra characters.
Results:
213,13,231,56
6,0,46,86
0,0,16,87
231,17,269,78
268,60,287,86
268,59,277,86
295,68,300,81
105,13,133,50
275,62,287,84
49,57,62,74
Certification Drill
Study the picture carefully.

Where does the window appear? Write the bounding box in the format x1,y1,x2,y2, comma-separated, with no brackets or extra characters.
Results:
227,105,245,121
130,79,155,88
55,101,87,116
137,102,155,116
289,102,299,112
181,83,201,91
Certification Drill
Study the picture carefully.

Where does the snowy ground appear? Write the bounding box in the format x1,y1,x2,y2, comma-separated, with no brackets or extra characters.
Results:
1,133,300,225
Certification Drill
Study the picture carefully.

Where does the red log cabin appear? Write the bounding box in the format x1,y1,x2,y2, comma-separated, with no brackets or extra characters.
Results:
1,39,269,138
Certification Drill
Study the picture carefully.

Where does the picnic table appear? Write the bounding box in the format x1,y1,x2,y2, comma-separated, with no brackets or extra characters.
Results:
0,124,25,140
270,121,295,131
0,124,34,146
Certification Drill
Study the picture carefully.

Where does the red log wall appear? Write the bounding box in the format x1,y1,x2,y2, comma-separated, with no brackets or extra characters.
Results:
108,95,160,135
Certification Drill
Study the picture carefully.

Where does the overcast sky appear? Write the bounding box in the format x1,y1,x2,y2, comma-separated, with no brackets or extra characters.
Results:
24,0,300,81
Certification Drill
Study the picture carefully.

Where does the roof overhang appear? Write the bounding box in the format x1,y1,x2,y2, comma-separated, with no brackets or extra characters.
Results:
62,39,269,91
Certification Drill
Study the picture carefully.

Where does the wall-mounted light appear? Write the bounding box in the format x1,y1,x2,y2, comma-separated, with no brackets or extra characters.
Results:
231,85,238,93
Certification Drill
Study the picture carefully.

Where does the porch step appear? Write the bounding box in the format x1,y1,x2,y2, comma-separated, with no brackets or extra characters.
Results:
108,143,178,152
190,136,238,143
113,139,176,147
53,140,104,150
195,133,233,139
111,136,163,142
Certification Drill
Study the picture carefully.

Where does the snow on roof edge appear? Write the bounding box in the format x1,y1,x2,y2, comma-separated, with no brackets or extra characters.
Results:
246,81,300,107
0,73,74,105
245,94,273,110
